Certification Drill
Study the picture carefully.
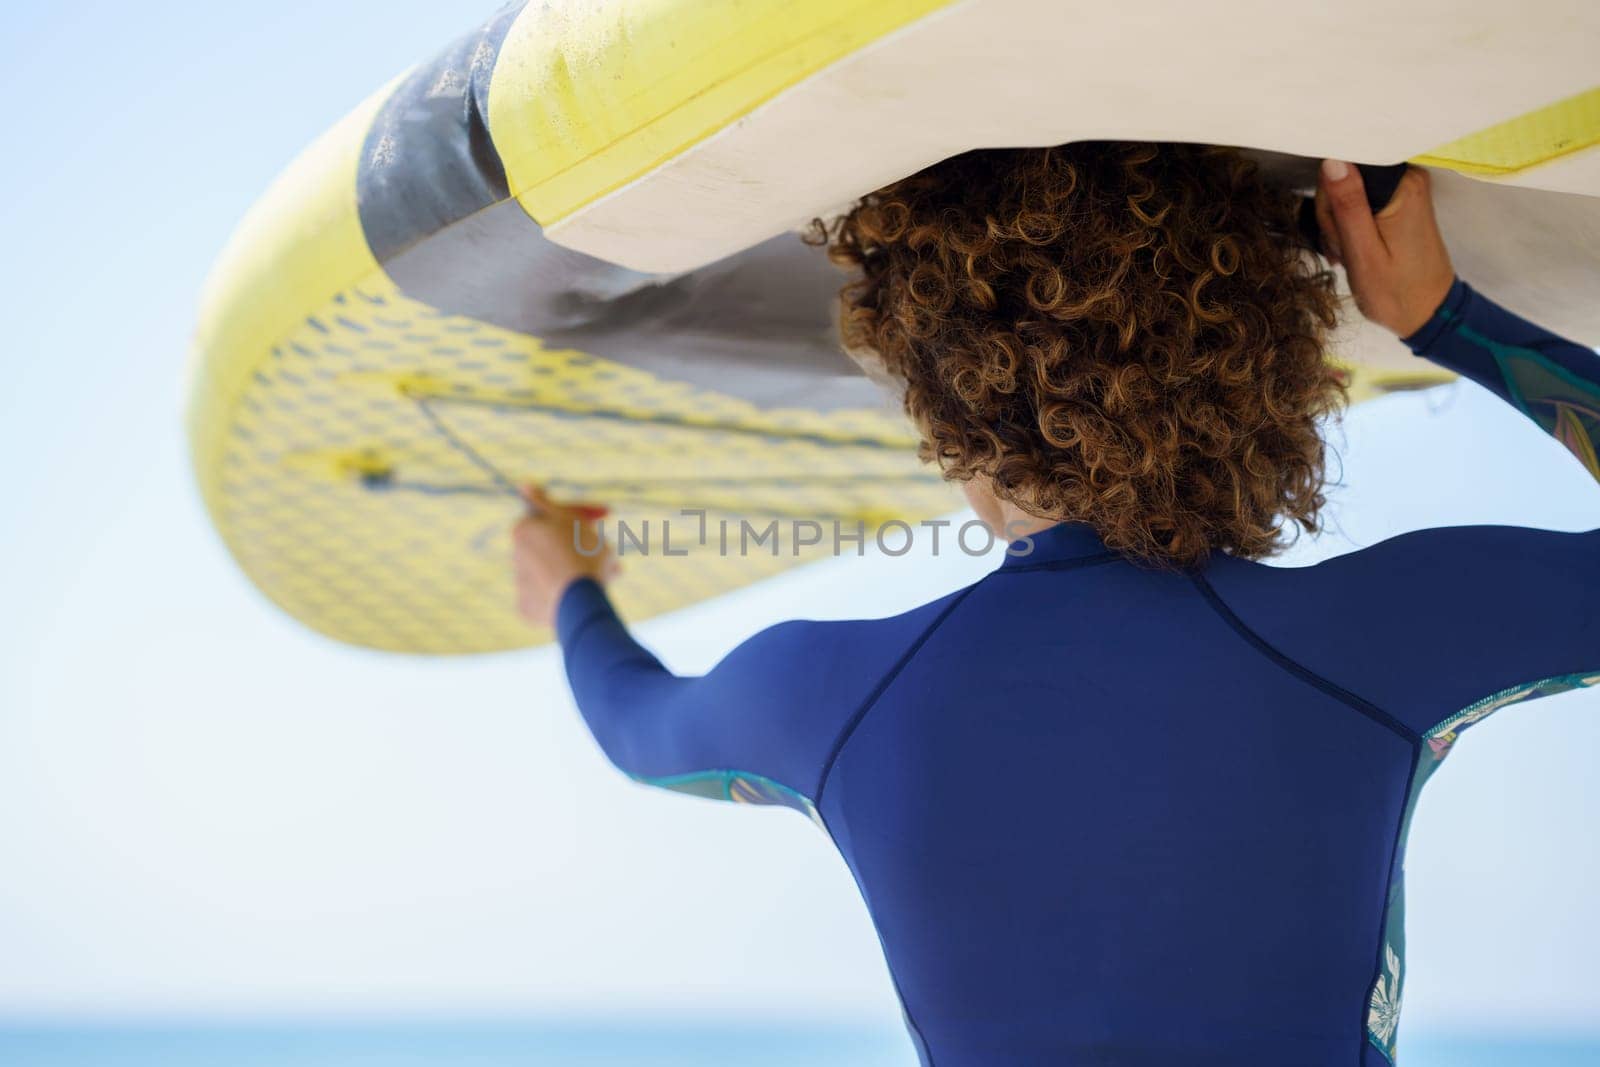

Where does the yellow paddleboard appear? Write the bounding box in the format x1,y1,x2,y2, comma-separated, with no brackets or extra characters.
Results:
188,0,1600,653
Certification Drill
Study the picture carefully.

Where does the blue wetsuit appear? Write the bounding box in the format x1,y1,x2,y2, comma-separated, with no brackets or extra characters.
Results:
556,278,1600,1065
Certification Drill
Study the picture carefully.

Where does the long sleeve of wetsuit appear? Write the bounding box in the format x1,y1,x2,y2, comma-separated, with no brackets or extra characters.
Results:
1207,281,1600,746
1402,276,1600,482
554,576,971,815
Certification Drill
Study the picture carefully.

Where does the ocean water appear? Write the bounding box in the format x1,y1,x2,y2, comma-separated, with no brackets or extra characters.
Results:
0,1024,1595,1066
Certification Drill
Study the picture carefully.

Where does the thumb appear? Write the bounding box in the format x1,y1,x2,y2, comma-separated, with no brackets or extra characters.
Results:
521,484,552,517
1319,159,1388,275
1375,166,1423,220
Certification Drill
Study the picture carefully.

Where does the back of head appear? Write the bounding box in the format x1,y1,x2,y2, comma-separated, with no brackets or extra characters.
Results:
810,142,1345,567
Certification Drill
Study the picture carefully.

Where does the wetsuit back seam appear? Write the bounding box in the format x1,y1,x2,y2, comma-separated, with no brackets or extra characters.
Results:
812,581,984,812
1189,573,1421,744
1192,573,1425,1058
811,584,986,1067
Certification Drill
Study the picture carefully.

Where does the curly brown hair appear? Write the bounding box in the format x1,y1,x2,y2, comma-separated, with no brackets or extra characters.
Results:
807,141,1345,567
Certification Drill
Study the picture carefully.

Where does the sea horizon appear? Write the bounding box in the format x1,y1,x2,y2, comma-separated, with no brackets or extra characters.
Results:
1,1019,1597,1066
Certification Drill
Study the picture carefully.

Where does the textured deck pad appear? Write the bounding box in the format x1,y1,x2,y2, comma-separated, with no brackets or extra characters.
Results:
219,273,954,653
190,0,1600,654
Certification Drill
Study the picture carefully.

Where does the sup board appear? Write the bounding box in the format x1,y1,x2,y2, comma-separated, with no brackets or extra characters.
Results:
188,0,1600,653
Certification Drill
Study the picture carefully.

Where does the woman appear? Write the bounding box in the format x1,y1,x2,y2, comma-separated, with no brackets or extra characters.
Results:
511,144,1598,1065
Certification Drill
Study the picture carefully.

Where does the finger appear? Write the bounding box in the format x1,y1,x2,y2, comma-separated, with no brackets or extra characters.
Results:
1410,165,1433,200
1372,169,1452,285
1374,167,1432,230
1319,159,1387,274
520,484,555,519
1388,168,1443,240
521,484,609,521
1375,167,1418,220
1313,191,1343,265
1305,187,1344,263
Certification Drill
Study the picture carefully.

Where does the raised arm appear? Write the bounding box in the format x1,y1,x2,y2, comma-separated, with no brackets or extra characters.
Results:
1298,160,1599,746
511,488,962,821
553,576,933,820
1316,158,1599,483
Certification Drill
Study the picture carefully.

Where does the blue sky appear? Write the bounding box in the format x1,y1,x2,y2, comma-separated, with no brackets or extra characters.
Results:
0,0,1597,1039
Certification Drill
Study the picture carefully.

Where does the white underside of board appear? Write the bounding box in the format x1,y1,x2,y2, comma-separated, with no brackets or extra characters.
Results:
545,0,1600,365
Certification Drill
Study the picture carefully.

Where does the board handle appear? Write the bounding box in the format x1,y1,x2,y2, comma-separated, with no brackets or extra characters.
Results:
1298,162,1410,255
